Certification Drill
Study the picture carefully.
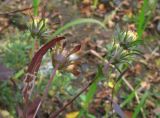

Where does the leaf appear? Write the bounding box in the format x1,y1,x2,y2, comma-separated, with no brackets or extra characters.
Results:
131,40,143,46
83,66,104,109
86,113,96,118
69,44,81,55
133,91,149,118
0,64,13,81
93,0,99,9
33,0,39,16
108,80,114,88
23,37,64,102
65,111,79,118
136,0,157,40
0,109,14,118
120,91,135,108
83,79,97,109
52,18,107,37
136,0,148,40
27,37,65,74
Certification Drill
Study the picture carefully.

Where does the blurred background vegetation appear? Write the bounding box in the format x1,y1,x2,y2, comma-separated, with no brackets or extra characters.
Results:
0,0,160,118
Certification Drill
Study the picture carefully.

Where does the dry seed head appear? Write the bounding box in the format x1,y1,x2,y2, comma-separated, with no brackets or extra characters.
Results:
51,43,81,75
125,30,137,40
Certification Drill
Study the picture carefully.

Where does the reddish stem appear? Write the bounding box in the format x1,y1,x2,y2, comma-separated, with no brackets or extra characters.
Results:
50,80,95,118
43,64,59,98
33,64,59,118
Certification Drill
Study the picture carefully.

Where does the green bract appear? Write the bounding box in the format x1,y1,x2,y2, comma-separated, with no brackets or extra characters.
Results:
105,29,142,67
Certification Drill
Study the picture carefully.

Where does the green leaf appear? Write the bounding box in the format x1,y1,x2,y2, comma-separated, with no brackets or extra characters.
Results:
136,0,148,39
120,91,135,108
131,40,143,46
87,113,96,118
33,0,40,16
113,79,123,95
52,18,107,37
78,109,85,118
83,66,104,110
93,0,99,9
136,0,157,40
132,91,149,118
84,79,97,109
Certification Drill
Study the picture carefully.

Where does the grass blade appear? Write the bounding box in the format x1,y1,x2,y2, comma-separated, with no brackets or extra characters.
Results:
136,0,147,40
93,0,99,9
33,0,40,16
83,79,98,109
83,66,104,110
136,0,157,40
52,18,107,37
132,91,149,118
120,91,135,108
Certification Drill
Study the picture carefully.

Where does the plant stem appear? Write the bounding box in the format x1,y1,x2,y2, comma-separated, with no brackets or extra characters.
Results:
33,64,59,118
50,79,96,118
50,62,111,118
44,64,59,98
0,7,33,15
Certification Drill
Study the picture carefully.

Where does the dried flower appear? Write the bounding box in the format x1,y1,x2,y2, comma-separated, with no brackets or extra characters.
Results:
51,41,81,76
28,16,50,41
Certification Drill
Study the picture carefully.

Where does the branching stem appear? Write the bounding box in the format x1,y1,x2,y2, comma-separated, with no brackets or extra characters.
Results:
50,80,95,118
50,62,111,118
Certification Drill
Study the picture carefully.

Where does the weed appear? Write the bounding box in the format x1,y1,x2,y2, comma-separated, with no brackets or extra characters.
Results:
1,30,32,70
0,0,156,118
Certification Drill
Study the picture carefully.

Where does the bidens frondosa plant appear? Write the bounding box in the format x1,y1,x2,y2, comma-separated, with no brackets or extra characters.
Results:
102,29,142,117
22,37,64,101
105,29,141,68
78,29,143,118
28,16,50,41
102,29,142,91
22,34,81,117
21,25,142,118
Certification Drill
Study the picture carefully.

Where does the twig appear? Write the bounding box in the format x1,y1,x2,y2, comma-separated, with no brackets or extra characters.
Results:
33,64,59,118
50,79,95,118
0,7,33,15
